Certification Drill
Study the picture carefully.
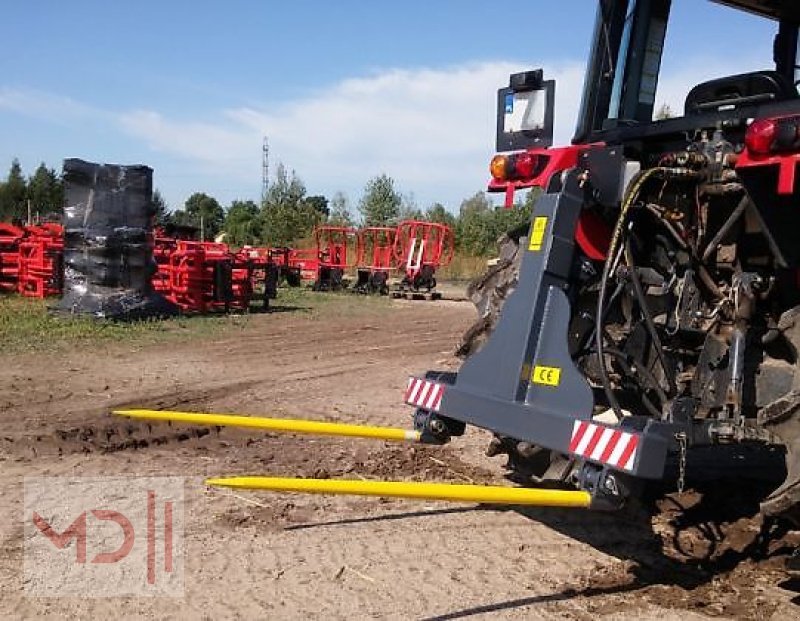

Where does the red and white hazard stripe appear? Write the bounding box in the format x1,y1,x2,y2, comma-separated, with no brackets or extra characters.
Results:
569,421,639,472
405,377,445,412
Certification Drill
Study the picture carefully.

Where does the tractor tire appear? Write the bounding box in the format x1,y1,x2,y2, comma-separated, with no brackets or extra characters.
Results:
456,226,527,358
454,225,561,485
759,391,800,527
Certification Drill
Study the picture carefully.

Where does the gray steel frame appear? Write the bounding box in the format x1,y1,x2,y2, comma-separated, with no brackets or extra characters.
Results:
435,171,668,480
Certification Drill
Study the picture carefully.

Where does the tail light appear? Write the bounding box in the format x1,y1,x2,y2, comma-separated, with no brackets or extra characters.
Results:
490,151,541,181
745,116,800,156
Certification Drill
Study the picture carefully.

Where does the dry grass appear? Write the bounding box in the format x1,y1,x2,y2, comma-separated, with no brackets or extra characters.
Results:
436,252,488,282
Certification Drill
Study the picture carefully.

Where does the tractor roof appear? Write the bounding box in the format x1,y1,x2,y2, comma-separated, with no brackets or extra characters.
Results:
711,0,800,21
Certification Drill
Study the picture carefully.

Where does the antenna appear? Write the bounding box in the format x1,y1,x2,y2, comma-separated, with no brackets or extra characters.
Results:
261,136,269,203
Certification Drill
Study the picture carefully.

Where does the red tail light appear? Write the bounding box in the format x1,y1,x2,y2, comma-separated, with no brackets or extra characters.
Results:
745,118,777,155
513,152,536,178
489,151,541,181
745,116,800,156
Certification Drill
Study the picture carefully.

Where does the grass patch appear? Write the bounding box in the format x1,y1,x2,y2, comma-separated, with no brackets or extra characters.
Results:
437,252,489,282
0,288,389,355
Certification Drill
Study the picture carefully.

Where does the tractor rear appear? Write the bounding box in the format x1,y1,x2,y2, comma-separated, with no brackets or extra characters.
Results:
426,0,800,524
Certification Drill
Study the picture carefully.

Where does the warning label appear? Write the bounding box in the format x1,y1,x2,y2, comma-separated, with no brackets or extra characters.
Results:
528,217,548,252
531,365,561,387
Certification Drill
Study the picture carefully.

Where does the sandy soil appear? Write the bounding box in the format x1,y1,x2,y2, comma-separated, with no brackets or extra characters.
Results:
0,294,798,619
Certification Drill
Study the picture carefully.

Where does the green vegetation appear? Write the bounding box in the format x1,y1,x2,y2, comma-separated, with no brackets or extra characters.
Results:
170,192,226,240
0,290,388,355
358,173,402,225
0,159,64,222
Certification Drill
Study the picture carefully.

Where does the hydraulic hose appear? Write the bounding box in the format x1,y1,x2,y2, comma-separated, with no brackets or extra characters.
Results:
594,167,696,419
595,169,657,419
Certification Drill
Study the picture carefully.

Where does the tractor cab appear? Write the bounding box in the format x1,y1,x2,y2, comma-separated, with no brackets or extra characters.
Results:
491,0,800,204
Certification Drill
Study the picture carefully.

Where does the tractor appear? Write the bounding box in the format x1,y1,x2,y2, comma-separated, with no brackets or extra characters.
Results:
432,0,800,532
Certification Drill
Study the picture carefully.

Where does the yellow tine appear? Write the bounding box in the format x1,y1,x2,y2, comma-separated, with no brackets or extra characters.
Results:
113,409,421,443
205,476,592,508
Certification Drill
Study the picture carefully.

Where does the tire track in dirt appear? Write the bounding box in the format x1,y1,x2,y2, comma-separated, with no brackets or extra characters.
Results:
2,297,799,619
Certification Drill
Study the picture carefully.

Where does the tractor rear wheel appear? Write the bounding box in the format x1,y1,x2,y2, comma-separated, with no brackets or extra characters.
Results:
456,223,527,358
455,224,563,484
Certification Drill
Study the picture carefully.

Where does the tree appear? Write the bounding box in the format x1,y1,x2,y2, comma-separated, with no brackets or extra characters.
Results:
27,163,63,218
458,191,491,217
425,202,456,229
358,174,401,225
397,192,423,221
305,195,329,219
259,164,321,245
0,159,28,221
151,189,170,228
263,163,306,210
175,192,224,240
327,191,354,226
223,199,260,246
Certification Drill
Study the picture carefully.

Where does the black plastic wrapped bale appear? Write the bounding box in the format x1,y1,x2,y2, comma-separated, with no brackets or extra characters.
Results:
53,159,177,319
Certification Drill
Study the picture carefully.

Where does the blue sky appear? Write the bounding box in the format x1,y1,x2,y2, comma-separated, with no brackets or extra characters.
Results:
0,1,776,214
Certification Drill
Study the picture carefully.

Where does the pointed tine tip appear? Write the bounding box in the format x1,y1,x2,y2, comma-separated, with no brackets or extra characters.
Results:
113,409,147,417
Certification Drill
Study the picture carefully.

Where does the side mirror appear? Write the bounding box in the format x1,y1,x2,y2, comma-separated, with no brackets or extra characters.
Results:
496,69,555,152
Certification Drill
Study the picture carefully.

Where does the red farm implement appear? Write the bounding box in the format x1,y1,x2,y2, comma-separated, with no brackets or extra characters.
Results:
310,226,357,292
354,226,396,295
0,223,24,293
286,248,319,283
164,240,253,313
152,234,177,296
239,246,301,288
392,220,454,298
17,223,64,298
0,222,64,298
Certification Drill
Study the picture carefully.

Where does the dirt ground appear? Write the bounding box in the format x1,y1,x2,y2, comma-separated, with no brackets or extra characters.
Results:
1,293,798,619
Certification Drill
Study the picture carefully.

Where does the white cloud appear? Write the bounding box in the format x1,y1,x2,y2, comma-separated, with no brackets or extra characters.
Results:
1,53,772,210
116,61,588,209
0,87,98,124
118,110,254,164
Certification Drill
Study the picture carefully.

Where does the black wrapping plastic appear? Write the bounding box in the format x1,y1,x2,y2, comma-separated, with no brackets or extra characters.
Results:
53,159,176,319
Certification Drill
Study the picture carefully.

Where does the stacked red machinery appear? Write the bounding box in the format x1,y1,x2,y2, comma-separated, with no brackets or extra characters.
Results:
0,222,64,298
392,220,454,298
0,223,24,293
151,234,177,296
158,240,254,313
18,223,64,298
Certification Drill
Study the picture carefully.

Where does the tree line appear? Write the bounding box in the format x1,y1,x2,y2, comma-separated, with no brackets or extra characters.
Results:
0,158,535,256
0,159,64,222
